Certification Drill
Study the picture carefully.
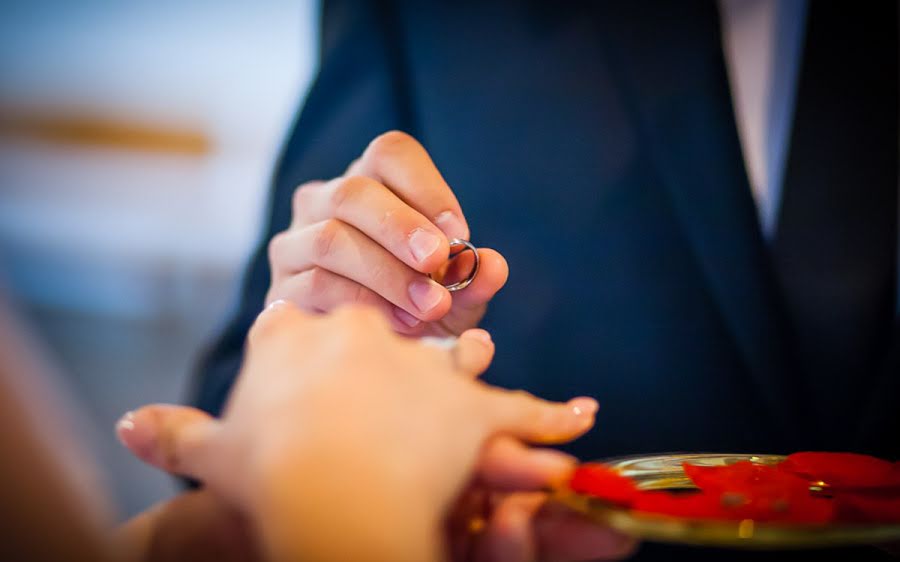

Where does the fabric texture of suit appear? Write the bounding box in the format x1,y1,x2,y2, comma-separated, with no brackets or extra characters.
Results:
191,2,899,559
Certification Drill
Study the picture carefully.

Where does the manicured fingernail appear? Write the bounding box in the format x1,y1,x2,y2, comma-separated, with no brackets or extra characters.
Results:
435,210,468,240
408,278,445,314
569,397,598,417
408,228,442,264
115,411,135,440
393,307,421,328
266,299,289,311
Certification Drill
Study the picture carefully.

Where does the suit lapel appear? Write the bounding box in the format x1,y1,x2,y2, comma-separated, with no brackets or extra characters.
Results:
596,2,810,444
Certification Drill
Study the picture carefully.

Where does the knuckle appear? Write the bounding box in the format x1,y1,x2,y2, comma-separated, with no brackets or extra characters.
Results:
508,389,539,410
304,266,331,301
348,282,373,305
510,389,535,401
311,219,343,262
365,130,415,163
291,183,313,219
329,176,369,215
248,302,298,349
249,305,278,341
267,231,290,267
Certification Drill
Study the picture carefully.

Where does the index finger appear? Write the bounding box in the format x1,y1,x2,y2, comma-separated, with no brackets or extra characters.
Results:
347,131,469,240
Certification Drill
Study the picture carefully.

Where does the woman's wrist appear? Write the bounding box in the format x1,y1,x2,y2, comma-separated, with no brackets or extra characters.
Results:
251,447,442,562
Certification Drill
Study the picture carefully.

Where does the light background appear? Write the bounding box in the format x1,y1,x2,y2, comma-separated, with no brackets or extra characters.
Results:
0,0,319,518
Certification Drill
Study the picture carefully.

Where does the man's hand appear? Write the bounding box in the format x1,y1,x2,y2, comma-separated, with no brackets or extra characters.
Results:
266,131,509,336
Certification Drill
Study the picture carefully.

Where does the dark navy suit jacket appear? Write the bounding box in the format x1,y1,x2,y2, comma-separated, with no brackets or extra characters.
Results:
192,2,899,558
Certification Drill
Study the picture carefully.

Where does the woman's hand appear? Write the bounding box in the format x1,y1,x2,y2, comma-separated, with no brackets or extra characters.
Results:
117,301,630,561
266,130,508,336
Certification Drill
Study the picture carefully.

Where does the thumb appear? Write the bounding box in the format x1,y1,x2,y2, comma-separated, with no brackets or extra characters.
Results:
116,404,220,481
435,249,508,335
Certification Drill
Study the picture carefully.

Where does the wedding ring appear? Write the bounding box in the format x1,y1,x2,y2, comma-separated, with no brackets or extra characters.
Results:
433,238,480,292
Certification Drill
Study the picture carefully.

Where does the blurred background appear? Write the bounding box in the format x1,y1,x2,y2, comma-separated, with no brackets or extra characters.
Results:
0,0,318,518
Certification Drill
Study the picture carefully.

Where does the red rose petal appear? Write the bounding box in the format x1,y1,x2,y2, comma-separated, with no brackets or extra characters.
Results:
569,463,638,506
682,463,726,490
745,492,835,524
835,492,900,523
633,491,730,519
632,488,834,523
684,461,810,494
781,452,900,491
573,455,900,525
681,461,834,523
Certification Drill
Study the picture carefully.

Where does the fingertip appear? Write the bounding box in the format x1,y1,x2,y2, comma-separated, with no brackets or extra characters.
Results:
483,248,509,285
408,278,454,322
569,396,599,417
253,298,292,332
260,298,297,322
114,410,136,446
455,329,496,375
569,397,598,437
250,298,305,345
460,328,493,347
265,298,292,312
115,406,164,468
491,391,597,445
451,248,509,307
115,410,135,431
408,227,451,274
115,404,216,477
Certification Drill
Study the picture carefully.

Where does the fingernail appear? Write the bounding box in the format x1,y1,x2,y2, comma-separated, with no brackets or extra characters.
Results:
393,307,421,328
408,278,445,314
569,397,599,417
115,411,135,440
266,299,289,311
408,228,442,264
434,210,468,240
467,329,492,345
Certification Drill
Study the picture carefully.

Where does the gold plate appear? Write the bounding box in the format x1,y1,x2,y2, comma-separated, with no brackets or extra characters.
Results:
554,453,900,550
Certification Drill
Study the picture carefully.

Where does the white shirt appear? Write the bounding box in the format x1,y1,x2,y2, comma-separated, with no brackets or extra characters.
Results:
719,0,808,238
